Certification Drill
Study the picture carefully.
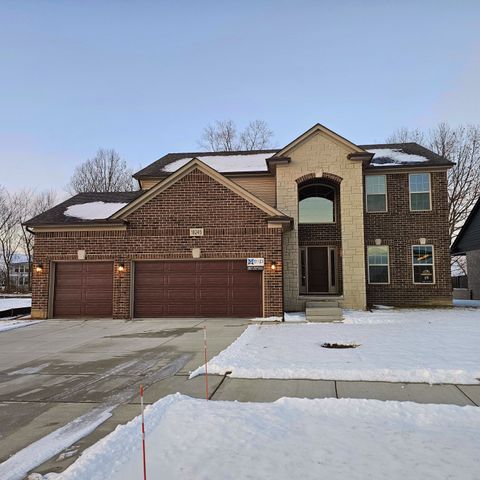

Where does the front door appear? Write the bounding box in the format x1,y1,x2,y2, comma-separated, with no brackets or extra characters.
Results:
300,247,338,294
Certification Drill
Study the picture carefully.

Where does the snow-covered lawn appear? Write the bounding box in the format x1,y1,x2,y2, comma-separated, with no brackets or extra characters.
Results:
191,308,480,384
0,297,31,311
453,298,480,308
0,319,42,333
34,394,480,480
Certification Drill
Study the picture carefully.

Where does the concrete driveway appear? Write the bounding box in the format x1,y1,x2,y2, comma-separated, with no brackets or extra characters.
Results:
0,318,248,476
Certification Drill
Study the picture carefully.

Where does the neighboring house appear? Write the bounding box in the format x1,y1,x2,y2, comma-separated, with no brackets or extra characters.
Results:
25,124,453,320
451,197,480,300
9,254,30,291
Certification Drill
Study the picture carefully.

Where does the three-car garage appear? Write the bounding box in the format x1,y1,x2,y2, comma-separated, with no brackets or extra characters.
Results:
52,260,263,318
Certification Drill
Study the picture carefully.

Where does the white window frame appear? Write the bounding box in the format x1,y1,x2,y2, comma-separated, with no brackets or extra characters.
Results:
365,175,388,213
412,244,435,285
409,173,432,212
367,245,390,285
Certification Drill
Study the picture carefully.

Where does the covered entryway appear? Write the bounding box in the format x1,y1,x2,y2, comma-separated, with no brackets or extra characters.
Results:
134,260,263,318
300,246,338,294
53,262,113,317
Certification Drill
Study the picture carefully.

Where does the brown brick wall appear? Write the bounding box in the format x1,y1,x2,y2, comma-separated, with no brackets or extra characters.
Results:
364,170,452,306
32,169,283,319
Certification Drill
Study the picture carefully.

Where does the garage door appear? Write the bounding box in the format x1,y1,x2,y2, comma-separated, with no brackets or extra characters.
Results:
53,262,113,317
134,260,262,318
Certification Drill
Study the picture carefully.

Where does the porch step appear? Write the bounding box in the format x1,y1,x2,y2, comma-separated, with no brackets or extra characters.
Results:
306,300,339,308
305,301,343,322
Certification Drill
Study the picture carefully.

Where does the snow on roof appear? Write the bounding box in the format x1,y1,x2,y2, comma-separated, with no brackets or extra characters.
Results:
64,202,128,220
368,149,429,167
163,153,273,173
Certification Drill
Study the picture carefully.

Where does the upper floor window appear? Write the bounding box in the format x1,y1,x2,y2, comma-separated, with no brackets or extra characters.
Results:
365,175,387,212
367,245,390,284
409,173,431,211
298,183,335,223
412,245,434,284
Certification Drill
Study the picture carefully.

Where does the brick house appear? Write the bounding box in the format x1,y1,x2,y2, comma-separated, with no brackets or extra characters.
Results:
26,124,453,320
451,197,480,300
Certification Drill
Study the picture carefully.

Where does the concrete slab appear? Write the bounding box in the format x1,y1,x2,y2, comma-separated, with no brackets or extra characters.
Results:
212,378,337,402
0,401,97,463
131,374,223,404
336,381,476,406
456,385,480,406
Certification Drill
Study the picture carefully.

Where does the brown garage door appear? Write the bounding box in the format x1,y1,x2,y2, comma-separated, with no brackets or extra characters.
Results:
134,260,262,318
53,262,113,317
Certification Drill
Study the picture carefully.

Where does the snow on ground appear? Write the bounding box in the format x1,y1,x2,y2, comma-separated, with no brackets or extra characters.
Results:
0,297,31,311
368,148,429,166
64,202,127,220
163,153,273,173
453,298,480,308
35,394,480,480
0,406,114,480
0,319,42,333
191,308,480,383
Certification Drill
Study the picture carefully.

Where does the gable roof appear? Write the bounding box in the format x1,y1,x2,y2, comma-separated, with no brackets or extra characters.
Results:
113,158,290,221
451,197,480,254
272,123,368,158
24,191,143,227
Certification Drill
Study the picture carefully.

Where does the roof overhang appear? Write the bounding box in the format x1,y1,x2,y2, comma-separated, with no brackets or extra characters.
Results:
111,157,290,220
29,222,127,233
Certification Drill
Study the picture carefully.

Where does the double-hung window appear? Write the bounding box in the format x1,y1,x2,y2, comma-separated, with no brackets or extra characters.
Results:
409,173,431,211
412,245,435,284
365,175,387,212
367,246,390,284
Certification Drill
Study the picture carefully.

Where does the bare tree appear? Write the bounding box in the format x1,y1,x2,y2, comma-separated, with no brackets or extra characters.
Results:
68,148,135,194
17,190,57,290
198,120,274,151
239,120,274,150
0,188,22,292
387,124,480,273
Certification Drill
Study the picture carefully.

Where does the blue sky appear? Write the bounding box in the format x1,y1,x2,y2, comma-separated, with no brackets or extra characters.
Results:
1,0,479,193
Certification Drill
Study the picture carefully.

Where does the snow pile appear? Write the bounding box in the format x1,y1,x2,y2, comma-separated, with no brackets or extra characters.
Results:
190,308,480,383
0,297,31,311
368,148,429,166
0,406,114,480
163,153,273,173
0,319,42,333
64,202,127,220
37,394,480,480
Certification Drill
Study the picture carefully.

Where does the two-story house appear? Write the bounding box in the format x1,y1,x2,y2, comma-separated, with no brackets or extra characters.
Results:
25,124,453,319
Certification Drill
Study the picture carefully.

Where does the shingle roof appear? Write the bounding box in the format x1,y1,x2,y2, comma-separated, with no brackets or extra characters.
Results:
133,143,452,178
361,143,454,169
24,191,144,226
451,197,480,254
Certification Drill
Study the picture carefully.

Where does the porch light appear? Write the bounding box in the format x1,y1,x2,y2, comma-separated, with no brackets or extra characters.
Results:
117,262,126,273
35,263,43,273
270,261,277,271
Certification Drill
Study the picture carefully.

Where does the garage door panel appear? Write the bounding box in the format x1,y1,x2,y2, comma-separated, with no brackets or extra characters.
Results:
54,262,113,318
134,260,262,318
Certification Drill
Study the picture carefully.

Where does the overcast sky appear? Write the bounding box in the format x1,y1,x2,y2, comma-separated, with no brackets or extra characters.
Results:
1,0,479,194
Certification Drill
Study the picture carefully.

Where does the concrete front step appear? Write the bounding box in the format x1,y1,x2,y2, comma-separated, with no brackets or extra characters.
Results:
306,300,339,308
307,315,343,323
306,307,342,316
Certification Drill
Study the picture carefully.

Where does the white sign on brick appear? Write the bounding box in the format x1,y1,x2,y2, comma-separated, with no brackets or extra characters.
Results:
189,228,204,237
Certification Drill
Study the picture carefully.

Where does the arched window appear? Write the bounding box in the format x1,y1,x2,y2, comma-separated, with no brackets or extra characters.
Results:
298,183,335,223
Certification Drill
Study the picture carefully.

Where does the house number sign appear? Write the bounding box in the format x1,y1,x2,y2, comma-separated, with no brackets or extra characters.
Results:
189,228,204,237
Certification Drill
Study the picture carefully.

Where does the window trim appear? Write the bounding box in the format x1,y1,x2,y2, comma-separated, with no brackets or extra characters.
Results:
409,173,432,212
412,244,435,285
298,183,337,225
365,175,388,213
367,245,390,285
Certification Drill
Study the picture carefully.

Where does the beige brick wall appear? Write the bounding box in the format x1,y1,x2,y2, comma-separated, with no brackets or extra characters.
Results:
276,131,367,310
